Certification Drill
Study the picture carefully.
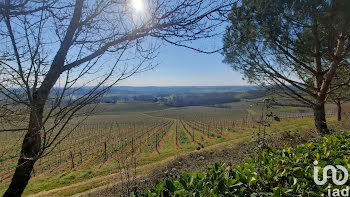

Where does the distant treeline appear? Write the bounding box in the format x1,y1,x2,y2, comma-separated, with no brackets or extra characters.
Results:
160,92,241,107
129,90,266,107
55,87,266,106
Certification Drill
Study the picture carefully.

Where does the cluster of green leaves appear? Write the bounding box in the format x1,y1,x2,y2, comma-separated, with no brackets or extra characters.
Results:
134,132,350,196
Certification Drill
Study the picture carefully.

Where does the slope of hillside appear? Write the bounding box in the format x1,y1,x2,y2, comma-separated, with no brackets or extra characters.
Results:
133,131,350,196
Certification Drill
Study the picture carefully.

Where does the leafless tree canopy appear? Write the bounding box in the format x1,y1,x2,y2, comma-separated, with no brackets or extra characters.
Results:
0,0,232,196
0,0,229,144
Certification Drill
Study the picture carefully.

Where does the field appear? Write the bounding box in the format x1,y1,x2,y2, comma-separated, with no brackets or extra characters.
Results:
0,100,349,196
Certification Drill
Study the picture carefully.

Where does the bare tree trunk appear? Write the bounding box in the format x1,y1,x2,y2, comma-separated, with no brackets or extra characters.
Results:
336,98,342,121
4,60,61,197
313,102,329,134
3,110,42,197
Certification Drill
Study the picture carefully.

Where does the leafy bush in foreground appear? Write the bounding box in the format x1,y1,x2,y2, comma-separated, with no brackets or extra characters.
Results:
133,132,350,196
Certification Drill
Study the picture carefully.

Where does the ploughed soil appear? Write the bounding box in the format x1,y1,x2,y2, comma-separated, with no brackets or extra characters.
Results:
91,129,324,196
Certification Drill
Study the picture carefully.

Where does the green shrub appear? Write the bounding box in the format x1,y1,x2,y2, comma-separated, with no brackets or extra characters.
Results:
133,132,350,196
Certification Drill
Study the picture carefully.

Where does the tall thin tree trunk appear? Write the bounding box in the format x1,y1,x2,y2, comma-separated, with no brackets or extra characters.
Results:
336,98,342,121
3,110,42,197
313,102,329,134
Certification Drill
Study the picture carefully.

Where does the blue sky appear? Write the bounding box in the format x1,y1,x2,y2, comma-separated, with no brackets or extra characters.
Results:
118,42,247,86
116,1,247,86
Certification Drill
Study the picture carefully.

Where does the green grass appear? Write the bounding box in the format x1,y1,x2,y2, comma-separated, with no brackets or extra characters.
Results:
179,127,189,144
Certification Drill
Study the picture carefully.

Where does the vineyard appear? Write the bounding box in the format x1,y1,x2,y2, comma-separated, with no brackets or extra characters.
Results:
0,115,241,183
0,101,348,196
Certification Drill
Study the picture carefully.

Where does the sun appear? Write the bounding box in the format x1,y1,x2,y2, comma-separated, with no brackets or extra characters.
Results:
131,0,144,12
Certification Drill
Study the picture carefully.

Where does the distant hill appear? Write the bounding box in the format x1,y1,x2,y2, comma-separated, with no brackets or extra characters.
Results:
99,86,265,106
105,86,258,96
2,86,265,106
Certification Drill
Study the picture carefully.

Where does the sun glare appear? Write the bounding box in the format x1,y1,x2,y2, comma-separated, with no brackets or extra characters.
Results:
131,0,144,12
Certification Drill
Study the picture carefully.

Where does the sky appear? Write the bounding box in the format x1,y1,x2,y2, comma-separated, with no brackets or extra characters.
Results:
118,42,247,87
116,0,247,87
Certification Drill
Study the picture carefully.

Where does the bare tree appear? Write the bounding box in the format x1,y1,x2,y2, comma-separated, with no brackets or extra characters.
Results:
0,0,231,196
0,0,56,16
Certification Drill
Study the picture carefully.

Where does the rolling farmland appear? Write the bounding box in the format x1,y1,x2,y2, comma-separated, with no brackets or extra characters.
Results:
0,101,348,196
